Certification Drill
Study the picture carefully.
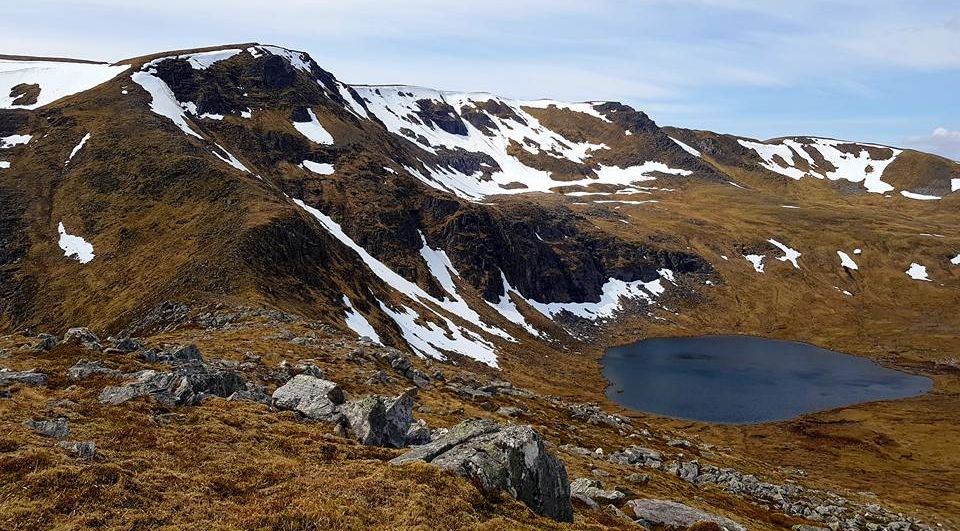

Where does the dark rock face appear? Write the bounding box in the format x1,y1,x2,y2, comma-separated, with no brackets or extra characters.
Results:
415,99,468,136
626,499,745,531
111,337,143,353
9,83,41,106
261,54,297,89
339,388,416,448
271,374,346,420
99,362,246,407
391,418,573,522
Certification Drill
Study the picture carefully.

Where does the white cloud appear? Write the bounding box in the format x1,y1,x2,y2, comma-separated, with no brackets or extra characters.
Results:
903,128,960,160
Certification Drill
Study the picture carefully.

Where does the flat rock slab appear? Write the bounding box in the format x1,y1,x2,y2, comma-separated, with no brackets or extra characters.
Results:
627,499,745,531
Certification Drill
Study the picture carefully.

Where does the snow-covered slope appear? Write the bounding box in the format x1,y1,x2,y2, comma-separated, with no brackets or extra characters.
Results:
737,137,901,194
0,58,129,109
350,85,693,200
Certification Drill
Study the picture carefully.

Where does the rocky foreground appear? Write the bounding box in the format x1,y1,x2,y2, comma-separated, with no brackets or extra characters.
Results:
0,305,941,530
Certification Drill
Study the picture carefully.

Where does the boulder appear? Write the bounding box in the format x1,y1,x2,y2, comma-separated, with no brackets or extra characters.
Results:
111,337,144,353
339,388,415,448
57,440,96,460
271,374,345,420
67,359,121,380
608,446,663,468
405,419,432,446
33,333,58,351
391,419,573,522
627,499,745,531
24,417,69,439
63,327,101,350
99,362,246,406
570,477,625,504
0,370,47,386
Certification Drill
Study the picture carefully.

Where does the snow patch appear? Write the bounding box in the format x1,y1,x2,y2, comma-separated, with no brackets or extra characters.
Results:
837,251,859,270
0,134,31,148
131,71,202,138
293,108,334,145
57,222,94,264
738,137,900,194
524,273,669,321
342,296,381,344
745,254,765,273
487,272,540,336
951,254,960,265
669,136,701,157
212,143,250,172
294,199,502,365
905,263,931,282
301,161,334,175
900,190,941,200
0,161,9,169
768,239,801,269
65,133,91,164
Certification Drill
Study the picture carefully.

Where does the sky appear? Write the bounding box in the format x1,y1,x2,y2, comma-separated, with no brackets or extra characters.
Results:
2,0,958,159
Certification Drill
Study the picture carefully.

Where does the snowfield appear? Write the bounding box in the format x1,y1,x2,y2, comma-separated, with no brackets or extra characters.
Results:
1,59,129,110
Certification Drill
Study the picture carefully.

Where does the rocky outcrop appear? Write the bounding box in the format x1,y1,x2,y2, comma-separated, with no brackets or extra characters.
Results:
63,327,101,350
569,477,625,504
33,333,58,351
0,369,47,386
626,499,745,531
67,359,121,380
390,419,572,522
99,362,246,406
24,417,69,439
56,440,96,460
271,374,345,420
338,388,416,448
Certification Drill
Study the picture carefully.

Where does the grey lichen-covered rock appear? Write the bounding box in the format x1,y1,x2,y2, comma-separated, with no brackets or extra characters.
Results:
24,417,70,439
569,477,625,504
228,382,271,405
391,418,573,522
111,337,144,353
405,419,432,446
339,388,415,448
33,333,59,351
57,440,96,460
0,370,47,386
67,359,121,380
627,499,745,531
271,374,345,420
608,446,663,468
99,362,246,406
63,327,102,350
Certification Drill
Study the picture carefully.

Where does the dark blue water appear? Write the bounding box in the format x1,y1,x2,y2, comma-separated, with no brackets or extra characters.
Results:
603,336,932,424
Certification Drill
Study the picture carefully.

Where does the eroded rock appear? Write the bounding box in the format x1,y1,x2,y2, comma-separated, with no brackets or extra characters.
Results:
339,388,415,448
391,418,572,522
24,417,69,439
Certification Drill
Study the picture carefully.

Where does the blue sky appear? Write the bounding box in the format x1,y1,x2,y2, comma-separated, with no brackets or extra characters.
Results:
3,0,958,158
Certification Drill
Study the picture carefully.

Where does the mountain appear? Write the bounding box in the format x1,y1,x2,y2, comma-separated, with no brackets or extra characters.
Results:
1,44,958,529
